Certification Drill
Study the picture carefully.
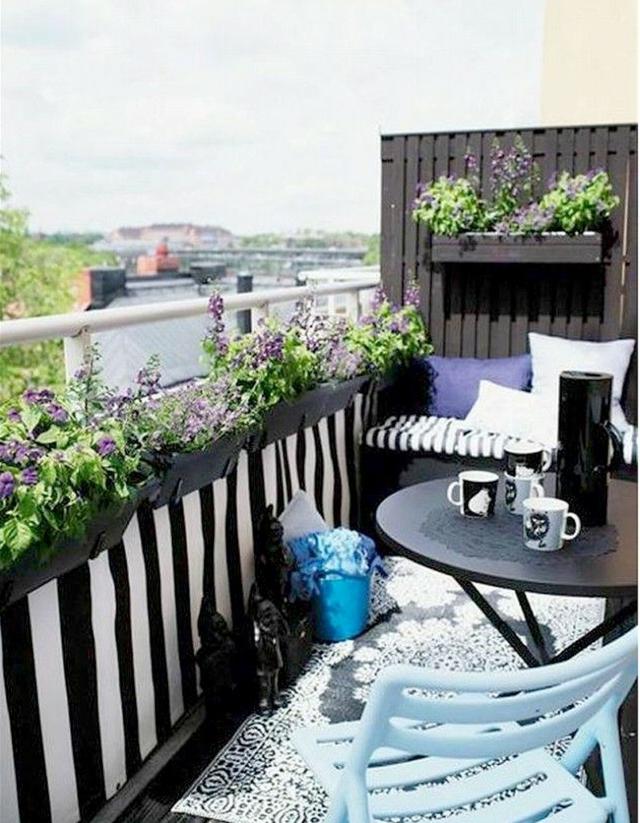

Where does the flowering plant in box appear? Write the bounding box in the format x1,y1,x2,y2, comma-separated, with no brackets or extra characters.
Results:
0,383,141,570
203,294,317,411
290,298,365,384
346,283,433,376
107,356,256,455
540,170,620,235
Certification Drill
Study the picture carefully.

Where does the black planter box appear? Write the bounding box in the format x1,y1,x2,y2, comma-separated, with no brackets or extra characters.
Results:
250,378,369,450
151,431,248,508
431,232,602,265
0,478,159,611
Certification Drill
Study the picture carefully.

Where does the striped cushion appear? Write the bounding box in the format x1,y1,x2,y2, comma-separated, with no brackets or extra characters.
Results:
364,415,638,466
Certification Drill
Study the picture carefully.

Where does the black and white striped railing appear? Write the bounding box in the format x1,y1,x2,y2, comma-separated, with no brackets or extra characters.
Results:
0,394,374,823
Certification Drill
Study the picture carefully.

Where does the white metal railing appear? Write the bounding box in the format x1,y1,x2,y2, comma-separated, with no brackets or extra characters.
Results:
0,275,380,380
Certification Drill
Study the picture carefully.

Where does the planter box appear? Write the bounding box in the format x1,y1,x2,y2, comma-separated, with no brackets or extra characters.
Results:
0,478,159,611
250,378,369,450
431,232,602,265
151,431,248,508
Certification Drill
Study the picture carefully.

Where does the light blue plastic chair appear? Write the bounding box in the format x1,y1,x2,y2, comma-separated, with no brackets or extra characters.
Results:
293,627,637,823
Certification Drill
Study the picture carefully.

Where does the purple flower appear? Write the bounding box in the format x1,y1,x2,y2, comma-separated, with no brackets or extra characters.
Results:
46,403,68,423
404,281,420,308
0,472,14,499
205,292,228,357
7,408,21,423
96,436,116,457
23,388,54,405
371,286,388,312
207,292,225,321
20,466,38,486
136,362,161,394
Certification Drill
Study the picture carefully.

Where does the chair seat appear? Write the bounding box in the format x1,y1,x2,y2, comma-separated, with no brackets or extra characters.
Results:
363,414,638,467
293,720,609,822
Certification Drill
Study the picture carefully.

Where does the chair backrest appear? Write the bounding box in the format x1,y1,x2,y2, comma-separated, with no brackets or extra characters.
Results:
372,628,637,761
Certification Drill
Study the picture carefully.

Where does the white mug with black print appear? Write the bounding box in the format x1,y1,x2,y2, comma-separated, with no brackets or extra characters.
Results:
504,473,544,516
447,470,499,518
522,497,581,551
504,442,552,478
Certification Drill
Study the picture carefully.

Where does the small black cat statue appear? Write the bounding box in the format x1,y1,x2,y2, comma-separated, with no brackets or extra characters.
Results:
195,595,237,726
249,588,289,714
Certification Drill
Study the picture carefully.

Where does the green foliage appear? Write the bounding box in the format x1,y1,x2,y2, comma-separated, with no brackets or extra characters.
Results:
363,234,380,265
540,170,620,235
0,179,115,403
411,177,488,236
411,137,619,238
347,287,433,374
0,386,142,571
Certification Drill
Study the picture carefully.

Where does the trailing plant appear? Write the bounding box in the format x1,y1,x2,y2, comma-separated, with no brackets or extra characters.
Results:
346,283,433,375
540,170,620,235
0,385,142,570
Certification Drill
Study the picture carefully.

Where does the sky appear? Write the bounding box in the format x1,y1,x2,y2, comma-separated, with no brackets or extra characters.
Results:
1,1,545,235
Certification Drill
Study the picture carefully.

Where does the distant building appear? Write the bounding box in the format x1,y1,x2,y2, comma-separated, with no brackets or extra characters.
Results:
136,240,181,275
106,223,234,249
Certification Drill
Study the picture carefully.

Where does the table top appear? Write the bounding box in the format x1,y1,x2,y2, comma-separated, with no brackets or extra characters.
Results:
376,474,637,598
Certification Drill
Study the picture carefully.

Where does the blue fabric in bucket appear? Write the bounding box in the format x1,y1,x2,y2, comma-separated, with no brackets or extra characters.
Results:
287,527,385,641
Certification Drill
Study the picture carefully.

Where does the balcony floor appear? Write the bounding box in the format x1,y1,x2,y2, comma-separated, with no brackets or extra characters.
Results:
114,560,637,823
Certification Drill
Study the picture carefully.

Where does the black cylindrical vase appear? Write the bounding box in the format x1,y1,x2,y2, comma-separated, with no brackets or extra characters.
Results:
556,371,614,526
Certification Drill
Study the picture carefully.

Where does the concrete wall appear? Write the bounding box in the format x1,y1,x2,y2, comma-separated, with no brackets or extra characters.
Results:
540,0,637,125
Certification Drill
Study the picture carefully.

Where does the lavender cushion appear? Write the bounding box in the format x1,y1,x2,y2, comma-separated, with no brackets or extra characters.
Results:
422,354,532,419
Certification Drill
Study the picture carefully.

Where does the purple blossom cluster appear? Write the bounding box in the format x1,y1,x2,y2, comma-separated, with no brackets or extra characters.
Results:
205,292,229,357
495,202,555,235
135,361,161,395
23,388,54,405
96,436,117,457
404,281,420,309
0,440,44,465
490,139,536,202
231,322,285,370
0,472,14,500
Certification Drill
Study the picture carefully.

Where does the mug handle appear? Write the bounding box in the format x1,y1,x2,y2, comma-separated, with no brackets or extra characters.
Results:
447,481,462,507
541,449,552,472
531,482,544,498
562,512,581,541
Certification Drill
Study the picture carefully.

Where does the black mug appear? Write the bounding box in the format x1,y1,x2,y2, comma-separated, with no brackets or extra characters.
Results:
504,443,552,478
447,470,499,518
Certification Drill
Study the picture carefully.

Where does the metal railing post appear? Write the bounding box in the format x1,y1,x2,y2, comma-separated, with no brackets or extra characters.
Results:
236,272,253,334
63,327,93,381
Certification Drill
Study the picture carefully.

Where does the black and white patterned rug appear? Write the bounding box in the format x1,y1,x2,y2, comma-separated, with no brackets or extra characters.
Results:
173,558,604,822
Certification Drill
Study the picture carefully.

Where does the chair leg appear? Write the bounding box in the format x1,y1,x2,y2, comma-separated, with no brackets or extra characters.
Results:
598,716,630,823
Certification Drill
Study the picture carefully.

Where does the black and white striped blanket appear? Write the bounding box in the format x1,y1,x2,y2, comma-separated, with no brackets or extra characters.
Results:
364,415,638,466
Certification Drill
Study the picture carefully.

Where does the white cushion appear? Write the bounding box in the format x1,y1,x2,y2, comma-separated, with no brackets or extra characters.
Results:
529,332,634,437
464,380,556,447
279,490,329,545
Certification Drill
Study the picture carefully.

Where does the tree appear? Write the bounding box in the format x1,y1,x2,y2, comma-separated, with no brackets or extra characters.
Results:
0,179,114,402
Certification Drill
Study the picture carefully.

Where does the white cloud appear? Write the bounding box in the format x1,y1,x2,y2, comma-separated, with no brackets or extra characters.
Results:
1,0,545,233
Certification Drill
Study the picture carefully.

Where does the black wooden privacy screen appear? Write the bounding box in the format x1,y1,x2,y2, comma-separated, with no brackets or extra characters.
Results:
380,124,638,421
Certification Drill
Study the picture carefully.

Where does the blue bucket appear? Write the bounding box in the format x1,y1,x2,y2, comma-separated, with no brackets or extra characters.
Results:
312,571,372,642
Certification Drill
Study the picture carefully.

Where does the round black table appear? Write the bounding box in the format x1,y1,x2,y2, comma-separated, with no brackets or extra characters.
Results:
376,474,637,667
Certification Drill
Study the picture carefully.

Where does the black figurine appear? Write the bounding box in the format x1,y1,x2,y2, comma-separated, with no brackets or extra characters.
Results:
195,595,237,724
250,587,289,713
255,504,294,608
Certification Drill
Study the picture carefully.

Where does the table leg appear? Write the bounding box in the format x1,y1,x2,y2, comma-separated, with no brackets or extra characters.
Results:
455,578,541,667
515,591,550,664
549,600,637,664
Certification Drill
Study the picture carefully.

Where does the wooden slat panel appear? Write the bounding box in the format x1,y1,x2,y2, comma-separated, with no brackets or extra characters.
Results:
429,133,450,353
402,136,420,290
602,126,628,340
621,136,637,422
381,137,406,305
418,135,435,332
380,123,636,422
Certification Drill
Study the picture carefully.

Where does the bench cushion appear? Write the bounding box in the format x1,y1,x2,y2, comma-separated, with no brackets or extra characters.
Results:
364,415,638,466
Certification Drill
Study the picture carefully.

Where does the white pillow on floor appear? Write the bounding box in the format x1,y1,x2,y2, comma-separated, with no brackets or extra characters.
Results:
279,490,329,545
464,380,556,447
529,332,634,433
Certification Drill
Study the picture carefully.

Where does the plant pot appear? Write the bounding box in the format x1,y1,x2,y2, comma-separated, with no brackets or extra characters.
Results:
312,571,372,642
250,378,370,450
151,431,248,508
320,375,369,418
0,478,159,611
